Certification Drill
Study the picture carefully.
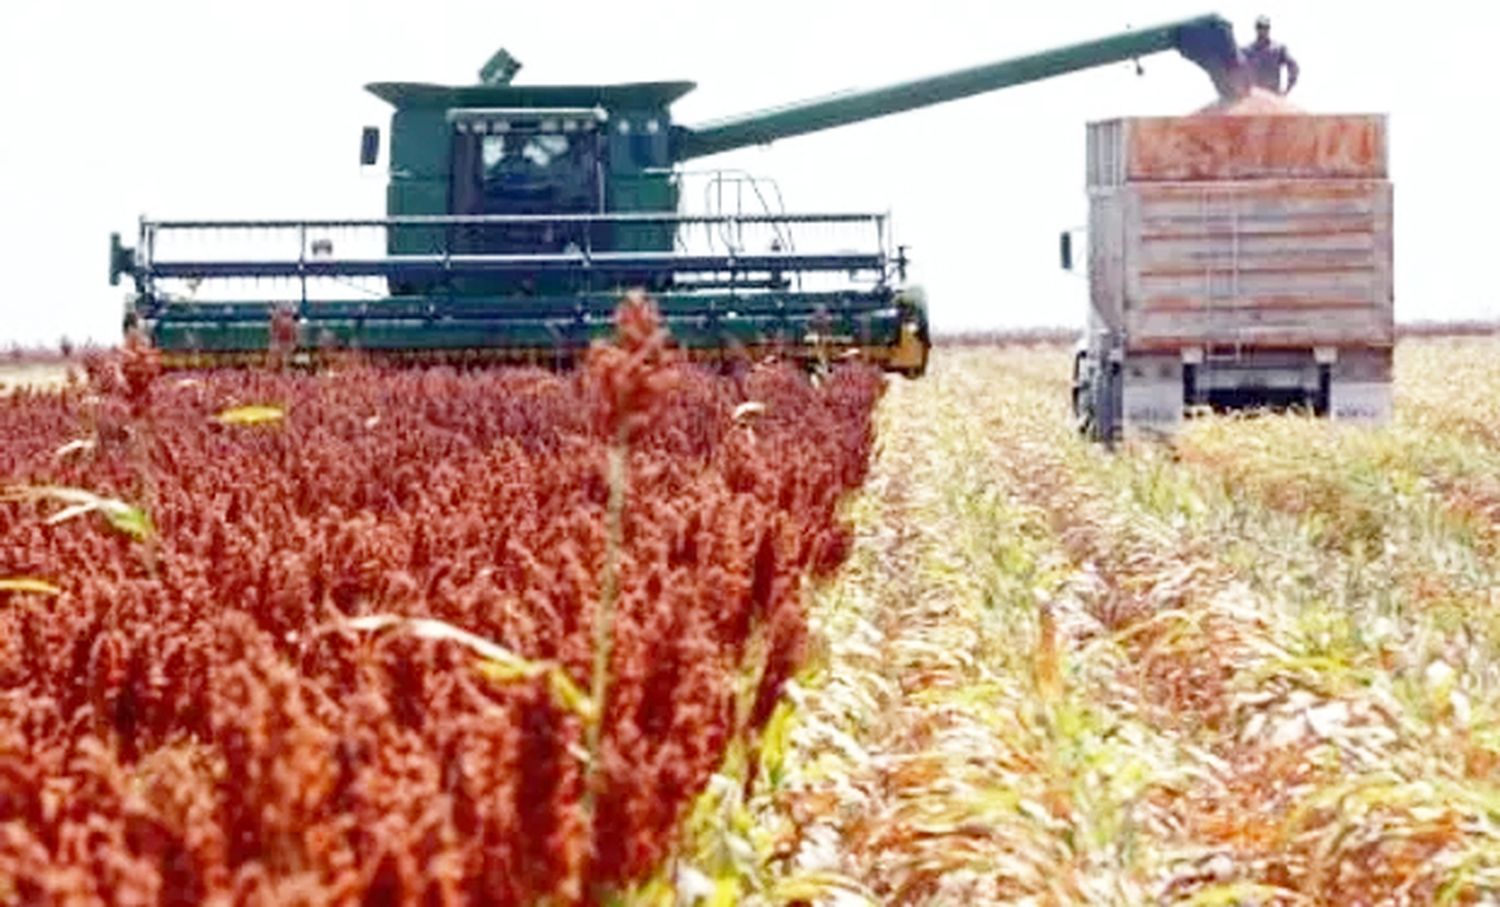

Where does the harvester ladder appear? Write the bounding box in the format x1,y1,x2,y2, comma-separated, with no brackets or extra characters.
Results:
702,173,791,242
701,170,801,293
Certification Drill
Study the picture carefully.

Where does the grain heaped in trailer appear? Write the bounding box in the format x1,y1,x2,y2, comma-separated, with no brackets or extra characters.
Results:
1068,89,1395,443
1090,91,1387,184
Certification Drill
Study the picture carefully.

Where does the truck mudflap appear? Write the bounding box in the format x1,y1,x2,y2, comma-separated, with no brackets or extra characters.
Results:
1120,353,1184,440
1327,346,1394,424
1329,382,1392,423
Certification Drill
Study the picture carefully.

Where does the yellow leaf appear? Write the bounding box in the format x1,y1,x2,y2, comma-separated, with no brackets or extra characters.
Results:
214,404,285,426
473,659,545,684
0,578,61,595
770,871,876,904
705,876,742,907
758,699,797,787
619,876,677,907
1181,881,1309,906
546,668,597,722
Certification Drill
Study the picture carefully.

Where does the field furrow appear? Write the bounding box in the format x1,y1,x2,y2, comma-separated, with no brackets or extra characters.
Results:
755,341,1500,906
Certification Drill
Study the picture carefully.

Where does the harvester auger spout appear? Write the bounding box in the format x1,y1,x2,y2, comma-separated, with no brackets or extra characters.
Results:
111,15,1240,374
677,15,1240,159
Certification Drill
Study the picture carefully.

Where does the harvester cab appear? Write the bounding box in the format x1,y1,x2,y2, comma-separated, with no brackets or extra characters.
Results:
109,15,1241,373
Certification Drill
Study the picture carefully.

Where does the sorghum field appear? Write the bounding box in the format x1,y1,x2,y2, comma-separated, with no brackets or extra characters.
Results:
2,309,1499,905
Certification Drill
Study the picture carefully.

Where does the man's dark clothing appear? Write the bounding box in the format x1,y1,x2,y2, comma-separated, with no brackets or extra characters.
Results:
1241,39,1297,93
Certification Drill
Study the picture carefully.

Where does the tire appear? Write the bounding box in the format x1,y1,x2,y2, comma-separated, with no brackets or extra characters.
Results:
1093,361,1121,447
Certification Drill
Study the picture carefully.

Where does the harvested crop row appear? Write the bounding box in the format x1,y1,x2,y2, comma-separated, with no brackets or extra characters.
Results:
988,344,1500,903
752,343,1500,905
0,300,884,905
1397,337,1500,453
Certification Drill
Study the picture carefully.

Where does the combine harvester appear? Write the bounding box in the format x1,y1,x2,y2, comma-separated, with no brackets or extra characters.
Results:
1063,89,1395,443
108,16,1245,376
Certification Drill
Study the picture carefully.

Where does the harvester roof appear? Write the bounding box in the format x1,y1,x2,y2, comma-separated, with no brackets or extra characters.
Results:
363,81,697,110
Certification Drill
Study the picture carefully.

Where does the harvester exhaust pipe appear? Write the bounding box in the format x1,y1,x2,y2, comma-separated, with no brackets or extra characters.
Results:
108,232,135,288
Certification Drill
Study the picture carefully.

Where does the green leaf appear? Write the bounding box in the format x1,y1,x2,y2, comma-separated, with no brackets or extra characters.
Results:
0,578,61,595
214,404,285,426
105,504,155,541
2,485,153,541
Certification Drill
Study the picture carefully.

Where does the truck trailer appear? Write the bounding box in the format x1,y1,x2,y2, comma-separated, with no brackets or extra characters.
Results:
1064,92,1394,443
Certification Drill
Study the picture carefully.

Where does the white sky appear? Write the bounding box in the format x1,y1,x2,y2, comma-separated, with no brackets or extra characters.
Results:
1,1,1493,346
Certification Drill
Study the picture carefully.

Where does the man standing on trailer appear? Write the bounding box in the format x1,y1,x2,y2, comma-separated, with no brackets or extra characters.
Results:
1241,15,1300,94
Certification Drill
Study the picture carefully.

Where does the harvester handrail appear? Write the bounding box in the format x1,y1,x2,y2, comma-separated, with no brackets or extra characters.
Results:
142,212,887,230
142,251,888,280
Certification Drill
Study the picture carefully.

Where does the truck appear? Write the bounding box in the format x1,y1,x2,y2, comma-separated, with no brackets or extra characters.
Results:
1063,94,1395,443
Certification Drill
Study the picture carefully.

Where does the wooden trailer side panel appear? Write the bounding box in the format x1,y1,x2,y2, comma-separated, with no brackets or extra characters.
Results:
1115,180,1394,351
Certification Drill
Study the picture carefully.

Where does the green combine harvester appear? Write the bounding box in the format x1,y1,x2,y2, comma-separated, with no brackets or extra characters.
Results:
109,15,1241,373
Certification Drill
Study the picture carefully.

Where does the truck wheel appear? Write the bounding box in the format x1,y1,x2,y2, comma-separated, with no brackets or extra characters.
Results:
1091,360,1121,446
1070,350,1087,421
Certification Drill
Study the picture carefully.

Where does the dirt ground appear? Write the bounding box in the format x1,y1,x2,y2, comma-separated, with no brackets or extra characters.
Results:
0,362,73,395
